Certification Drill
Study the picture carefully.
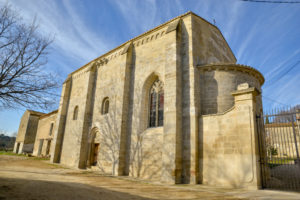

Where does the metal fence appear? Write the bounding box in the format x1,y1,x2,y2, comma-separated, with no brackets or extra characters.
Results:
256,107,300,191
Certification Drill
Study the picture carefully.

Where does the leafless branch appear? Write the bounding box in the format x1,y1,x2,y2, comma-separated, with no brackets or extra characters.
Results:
0,4,58,110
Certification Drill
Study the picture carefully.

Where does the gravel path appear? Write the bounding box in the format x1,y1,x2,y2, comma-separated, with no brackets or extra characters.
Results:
0,155,299,200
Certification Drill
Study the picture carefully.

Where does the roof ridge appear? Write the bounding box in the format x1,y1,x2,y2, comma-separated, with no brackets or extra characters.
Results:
40,109,58,119
70,11,219,76
197,63,265,85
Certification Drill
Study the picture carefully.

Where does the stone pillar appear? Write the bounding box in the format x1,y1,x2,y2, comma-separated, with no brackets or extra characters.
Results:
161,20,182,183
118,43,134,176
295,109,300,166
13,142,18,153
78,65,97,169
181,17,199,184
50,76,72,163
231,84,261,189
18,142,23,154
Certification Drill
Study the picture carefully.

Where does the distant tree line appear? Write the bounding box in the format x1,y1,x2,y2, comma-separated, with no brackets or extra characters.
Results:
0,130,16,151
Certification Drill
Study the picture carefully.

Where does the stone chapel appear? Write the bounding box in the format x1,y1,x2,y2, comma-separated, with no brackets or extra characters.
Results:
14,12,265,188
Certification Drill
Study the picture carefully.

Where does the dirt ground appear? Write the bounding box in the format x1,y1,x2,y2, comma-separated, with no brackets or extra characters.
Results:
0,155,299,200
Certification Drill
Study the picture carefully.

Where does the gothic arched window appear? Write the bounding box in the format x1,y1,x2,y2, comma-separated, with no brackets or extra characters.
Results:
73,106,78,120
149,80,164,127
101,97,109,114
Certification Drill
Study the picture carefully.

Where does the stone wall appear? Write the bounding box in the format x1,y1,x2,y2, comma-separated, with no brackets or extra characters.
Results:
14,110,44,154
45,11,265,187
90,48,132,175
198,64,263,115
191,15,236,65
32,110,57,156
15,111,30,146
59,68,94,168
200,86,261,188
129,20,173,182
265,124,300,158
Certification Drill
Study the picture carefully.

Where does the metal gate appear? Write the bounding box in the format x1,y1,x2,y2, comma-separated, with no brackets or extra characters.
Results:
256,108,300,191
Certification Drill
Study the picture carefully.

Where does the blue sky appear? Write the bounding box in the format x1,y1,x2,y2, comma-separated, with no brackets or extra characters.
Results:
0,0,299,136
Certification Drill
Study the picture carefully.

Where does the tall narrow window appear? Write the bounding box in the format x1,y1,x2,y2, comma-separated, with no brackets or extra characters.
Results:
101,97,109,114
49,123,54,136
73,106,78,120
149,80,164,127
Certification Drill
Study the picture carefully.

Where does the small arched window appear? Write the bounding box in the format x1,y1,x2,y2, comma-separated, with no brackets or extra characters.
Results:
73,106,78,120
149,80,164,127
101,97,109,114
49,123,54,136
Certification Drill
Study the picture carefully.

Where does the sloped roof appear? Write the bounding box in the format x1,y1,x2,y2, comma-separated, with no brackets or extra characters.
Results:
69,11,234,76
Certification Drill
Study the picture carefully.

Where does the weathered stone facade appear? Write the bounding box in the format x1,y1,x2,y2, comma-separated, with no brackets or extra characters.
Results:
32,110,58,157
14,110,44,154
14,12,265,188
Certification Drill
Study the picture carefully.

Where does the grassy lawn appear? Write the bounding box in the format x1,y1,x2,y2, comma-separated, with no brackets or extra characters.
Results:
0,151,26,157
268,158,295,164
0,151,50,160
268,157,296,168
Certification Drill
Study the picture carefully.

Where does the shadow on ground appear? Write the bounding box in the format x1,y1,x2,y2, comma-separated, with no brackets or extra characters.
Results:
0,177,153,200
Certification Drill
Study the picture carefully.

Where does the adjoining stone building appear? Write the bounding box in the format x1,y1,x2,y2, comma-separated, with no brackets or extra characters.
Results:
265,122,300,158
13,110,44,154
32,110,58,157
14,12,265,188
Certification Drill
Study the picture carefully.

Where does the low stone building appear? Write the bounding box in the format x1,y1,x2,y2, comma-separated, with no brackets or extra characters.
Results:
32,110,58,157
265,122,300,159
14,12,265,188
13,110,44,154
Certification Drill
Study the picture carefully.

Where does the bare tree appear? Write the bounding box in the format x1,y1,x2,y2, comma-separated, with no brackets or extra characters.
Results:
0,4,57,110
273,105,300,123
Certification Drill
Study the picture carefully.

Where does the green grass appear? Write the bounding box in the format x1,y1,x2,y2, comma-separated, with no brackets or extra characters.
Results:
32,157,50,160
0,151,50,160
0,151,26,157
267,157,296,168
268,158,295,164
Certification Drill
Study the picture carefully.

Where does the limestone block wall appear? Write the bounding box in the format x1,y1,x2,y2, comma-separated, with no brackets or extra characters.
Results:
129,26,168,181
25,115,40,144
50,77,72,163
198,64,264,115
32,110,57,156
89,19,171,179
14,110,44,154
59,68,93,168
200,87,261,188
191,14,236,65
15,111,30,148
45,11,266,187
265,124,300,158
90,50,131,175
129,127,163,180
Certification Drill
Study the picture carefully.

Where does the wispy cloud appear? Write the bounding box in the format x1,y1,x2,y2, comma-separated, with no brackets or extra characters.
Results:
5,0,111,69
110,0,160,35
264,49,300,82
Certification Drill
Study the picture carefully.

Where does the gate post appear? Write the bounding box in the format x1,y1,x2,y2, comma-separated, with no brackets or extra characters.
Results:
231,84,262,189
294,109,300,166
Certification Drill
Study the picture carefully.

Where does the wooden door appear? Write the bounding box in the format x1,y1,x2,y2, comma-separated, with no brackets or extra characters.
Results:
93,143,99,166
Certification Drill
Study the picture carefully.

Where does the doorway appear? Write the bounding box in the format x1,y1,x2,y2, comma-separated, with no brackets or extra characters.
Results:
46,140,51,156
91,143,100,166
16,143,20,154
37,139,44,156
